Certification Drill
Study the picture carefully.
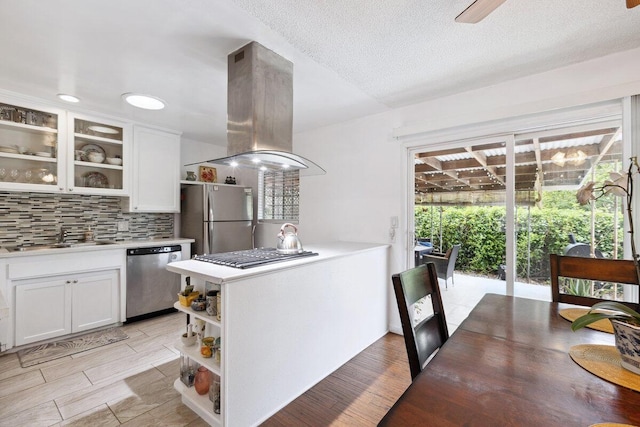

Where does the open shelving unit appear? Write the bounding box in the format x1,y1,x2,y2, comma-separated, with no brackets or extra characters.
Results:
174,301,222,426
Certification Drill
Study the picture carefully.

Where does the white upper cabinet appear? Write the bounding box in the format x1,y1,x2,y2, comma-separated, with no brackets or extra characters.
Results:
66,113,130,196
1,95,182,205
0,99,66,192
124,125,181,212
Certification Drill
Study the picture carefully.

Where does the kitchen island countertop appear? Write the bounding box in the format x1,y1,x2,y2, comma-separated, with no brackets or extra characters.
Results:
166,241,388,284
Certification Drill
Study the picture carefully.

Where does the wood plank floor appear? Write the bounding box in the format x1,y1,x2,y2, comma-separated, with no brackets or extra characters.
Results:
0,312,410,426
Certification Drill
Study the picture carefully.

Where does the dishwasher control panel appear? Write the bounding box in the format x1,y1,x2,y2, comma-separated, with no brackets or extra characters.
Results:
127,245,182,256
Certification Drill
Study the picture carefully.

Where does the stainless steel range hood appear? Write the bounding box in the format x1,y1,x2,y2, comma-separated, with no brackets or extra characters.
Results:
203,41,325,176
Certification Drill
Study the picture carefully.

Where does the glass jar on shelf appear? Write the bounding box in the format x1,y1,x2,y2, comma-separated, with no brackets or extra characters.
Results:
179,354,199,387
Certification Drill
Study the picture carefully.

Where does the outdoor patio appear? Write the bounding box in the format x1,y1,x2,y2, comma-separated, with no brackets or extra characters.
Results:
439,272,552,332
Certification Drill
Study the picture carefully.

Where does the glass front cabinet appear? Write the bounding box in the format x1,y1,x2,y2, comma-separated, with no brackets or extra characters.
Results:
0,98,130,195
0,101,65,192
66,113,130,195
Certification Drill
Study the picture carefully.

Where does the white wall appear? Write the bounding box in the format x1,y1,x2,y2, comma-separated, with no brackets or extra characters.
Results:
394,47,640,139
293,113,404,330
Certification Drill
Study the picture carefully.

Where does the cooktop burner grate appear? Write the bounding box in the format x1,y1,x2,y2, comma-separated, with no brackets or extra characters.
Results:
194,247,318,269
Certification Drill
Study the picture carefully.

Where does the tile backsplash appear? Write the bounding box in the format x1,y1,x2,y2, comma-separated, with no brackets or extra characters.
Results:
0,192,174,247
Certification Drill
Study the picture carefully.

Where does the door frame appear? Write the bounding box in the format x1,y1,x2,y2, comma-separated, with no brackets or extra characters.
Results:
401,99,624,296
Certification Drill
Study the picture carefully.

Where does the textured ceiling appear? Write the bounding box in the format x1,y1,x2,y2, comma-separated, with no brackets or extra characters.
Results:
0,0,638,145
232,0,640,106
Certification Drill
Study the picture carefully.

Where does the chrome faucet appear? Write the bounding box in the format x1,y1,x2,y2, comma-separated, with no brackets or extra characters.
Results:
57,227,68,244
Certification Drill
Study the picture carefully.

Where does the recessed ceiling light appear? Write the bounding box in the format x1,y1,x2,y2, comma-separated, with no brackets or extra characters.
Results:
122,93,165,110
57,94,80,103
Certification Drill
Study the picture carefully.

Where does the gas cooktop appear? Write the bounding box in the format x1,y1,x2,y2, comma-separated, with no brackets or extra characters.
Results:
194,247,318,269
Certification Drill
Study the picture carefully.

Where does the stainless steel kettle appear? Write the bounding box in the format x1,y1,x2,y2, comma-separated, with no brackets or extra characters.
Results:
276,223,304,254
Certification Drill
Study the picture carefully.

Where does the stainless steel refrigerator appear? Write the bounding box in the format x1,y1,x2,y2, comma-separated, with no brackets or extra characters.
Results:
181,184,254,255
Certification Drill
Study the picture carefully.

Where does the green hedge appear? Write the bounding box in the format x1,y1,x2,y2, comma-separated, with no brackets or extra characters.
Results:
415,205,622,281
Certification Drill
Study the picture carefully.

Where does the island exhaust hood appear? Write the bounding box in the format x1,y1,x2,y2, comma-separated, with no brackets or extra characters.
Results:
201,41,325,176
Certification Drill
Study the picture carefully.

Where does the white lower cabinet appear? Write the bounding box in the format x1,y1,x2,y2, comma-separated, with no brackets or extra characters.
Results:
15,279,71,345
71,271,119,332
15,270,119,346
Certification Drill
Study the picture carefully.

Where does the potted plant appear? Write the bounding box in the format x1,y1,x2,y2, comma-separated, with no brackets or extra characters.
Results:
571,301,640,375
576,156,640,282
573,156,640,375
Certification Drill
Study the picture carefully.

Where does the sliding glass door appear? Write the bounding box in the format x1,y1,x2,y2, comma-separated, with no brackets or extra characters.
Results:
408,103,629,301
412,135,512,292
512,120,623,298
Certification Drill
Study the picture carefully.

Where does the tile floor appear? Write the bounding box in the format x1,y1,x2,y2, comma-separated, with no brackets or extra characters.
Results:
0,312,208,427
0,274,551,427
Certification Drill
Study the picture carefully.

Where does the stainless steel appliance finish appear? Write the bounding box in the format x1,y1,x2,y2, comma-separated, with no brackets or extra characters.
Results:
276,223,304,254
126,245,182,320
227,41,293,157
194,247,318,269
192,41,325,175
181,184,253,255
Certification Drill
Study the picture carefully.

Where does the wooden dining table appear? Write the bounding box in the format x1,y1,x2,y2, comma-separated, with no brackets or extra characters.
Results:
379,293,640,426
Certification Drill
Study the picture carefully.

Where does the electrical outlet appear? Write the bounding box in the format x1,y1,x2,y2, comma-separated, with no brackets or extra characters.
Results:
117,221,129,232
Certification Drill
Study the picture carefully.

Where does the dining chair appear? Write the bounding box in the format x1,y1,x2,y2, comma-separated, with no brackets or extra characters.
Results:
392,262,449,380
422,244,461,289
549,253,640,310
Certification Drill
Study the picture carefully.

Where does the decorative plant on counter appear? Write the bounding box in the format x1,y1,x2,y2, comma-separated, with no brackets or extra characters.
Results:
575,156,640,284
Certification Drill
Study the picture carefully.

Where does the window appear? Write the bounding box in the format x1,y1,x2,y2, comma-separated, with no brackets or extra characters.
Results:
259,169,300,222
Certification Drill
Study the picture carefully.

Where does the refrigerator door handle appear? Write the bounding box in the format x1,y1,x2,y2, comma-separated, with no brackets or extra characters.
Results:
252,224,256,249
205,185,214,222
204,221,213,254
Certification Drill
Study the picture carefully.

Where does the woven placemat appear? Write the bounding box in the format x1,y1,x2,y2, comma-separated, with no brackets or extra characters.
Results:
589,424,638,427
569,344,640,392
559,308,614,334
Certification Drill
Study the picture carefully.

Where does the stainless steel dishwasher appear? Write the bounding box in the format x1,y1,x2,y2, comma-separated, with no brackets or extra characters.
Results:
126,245,182,321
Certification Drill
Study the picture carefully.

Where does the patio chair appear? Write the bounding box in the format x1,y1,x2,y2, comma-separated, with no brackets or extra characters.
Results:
392,262,449,380
422,244,461,289
549,253,640,310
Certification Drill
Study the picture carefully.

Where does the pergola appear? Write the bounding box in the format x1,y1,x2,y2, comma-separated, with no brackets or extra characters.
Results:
414,124,622,206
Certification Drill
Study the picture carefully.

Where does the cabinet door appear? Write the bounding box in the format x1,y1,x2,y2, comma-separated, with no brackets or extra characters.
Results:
129,126,181,212
15,279,72,346
67,113,130,196
72,271,119,332
0,99,66,193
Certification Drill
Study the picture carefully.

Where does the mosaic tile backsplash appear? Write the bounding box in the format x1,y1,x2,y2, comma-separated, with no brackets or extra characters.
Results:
0,192,174,248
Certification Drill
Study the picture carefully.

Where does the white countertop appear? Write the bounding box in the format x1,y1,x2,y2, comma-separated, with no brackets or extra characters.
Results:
0,238,194,258
166,241,389,284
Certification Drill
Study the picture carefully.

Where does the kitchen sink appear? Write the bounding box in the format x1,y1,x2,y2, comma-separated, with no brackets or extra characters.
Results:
6,241,116,252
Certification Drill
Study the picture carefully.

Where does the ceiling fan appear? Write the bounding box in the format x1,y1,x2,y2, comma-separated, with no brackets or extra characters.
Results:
455,0,639,24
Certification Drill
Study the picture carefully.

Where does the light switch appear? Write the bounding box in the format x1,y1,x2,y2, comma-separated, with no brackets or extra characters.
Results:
390,216,398,228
